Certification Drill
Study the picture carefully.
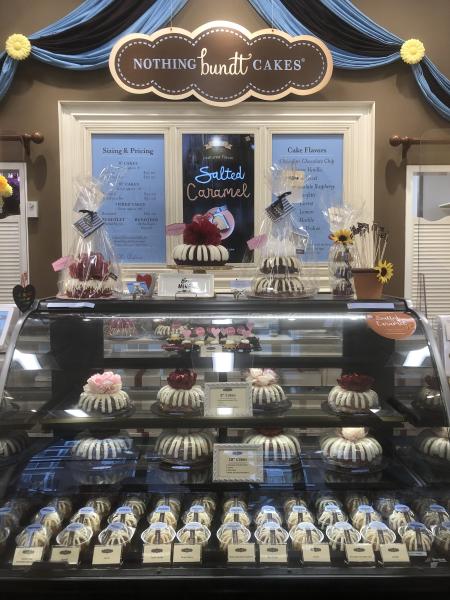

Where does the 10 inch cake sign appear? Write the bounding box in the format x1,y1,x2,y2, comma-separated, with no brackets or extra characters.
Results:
109,21,333,106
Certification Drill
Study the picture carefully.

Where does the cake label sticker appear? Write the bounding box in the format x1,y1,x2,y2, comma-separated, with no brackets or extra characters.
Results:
213,443,264,482
366,312,417,340
379,543,410,565
200,344,223,358
260,544,288,563
50,546,81,565
228,543,256,563
13,547,44,567
345,543,375,565
92,545,122,565
205,382,252,417
173,544,202,563
142,544,172,564
301,544,331,564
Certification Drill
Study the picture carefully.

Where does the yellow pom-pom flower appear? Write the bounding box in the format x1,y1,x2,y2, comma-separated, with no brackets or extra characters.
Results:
400,39,425,65
329,228,353,245
376,260,394,284
0,175,13,198
5,33,31,61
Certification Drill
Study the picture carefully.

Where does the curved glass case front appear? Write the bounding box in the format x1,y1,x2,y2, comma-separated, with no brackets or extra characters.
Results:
0,296,449,584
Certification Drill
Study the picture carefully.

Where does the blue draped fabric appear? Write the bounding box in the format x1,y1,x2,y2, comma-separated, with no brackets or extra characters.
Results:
0,0,188,100
249,0,450,121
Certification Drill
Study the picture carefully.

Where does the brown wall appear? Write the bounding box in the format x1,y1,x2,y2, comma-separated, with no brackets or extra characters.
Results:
0,0,449,297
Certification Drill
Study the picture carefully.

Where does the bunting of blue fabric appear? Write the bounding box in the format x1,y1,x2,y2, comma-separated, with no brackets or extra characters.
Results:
249,0,450,120
0,0,188,100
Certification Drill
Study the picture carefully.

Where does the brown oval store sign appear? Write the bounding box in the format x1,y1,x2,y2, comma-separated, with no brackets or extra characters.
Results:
109,21,333,106
366,312,417,340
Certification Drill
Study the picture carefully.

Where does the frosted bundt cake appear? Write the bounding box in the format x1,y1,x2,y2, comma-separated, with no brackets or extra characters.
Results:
33,507,62,536
415,375,443,412
86,497,112,518
317,504,347,529
217,523,251,550
141,523,176,545
374,495,400,518
351,505,382,530
400,522,433,552
148,507,178,528
388,504,415,532
173,216,229,266
422,504,449,529
78,372,132,415
286,506,315,529
327,374,379,414
98,522,133,546
255,506,282,527
222,508,251,527
46,497,73,521
433,521,450,560
260,255,302,275
289,522,323,550
255,522,289,545
71,507,102,534
71,435,132,460
156,369,204,414
361,522,396,551
252,275,305,297
16,524,49,547
416,428,450,463
56,523,93,548
326,522,361,551
0,432,29,460
182,505,212,527
108,507,139,529
245,369,287,410
242,429,301,465
320,427,383,469
345,493,370,515
121,495,147,518
176,523,211,545
155,430,214,466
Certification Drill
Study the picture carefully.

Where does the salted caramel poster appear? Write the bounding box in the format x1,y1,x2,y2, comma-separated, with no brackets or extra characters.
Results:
182,133,254,263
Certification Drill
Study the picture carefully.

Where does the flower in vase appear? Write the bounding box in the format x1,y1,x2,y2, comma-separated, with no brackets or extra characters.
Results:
0,176,13,198
329,229,353,245
376,260,394,284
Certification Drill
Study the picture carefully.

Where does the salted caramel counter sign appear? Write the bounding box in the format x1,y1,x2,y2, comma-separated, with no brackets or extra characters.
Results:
109,21,333,106
366,312,417,340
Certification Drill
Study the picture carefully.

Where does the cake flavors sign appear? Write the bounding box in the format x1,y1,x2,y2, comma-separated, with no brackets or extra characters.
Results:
109,21,333,106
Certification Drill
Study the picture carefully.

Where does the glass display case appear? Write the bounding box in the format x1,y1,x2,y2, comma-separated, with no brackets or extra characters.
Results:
0,295,449,592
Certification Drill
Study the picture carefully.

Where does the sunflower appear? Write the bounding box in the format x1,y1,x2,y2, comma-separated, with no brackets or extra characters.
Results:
400,39,425,65
329,228,353,245
5,34,31,61
376,260,394,284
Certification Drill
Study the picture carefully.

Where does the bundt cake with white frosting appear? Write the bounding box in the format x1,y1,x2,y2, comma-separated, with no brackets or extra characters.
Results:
56,523,93,548
71,435,132,460
415,375,443,412
361,521,396,551
400,522,433,552
327,374,379,414
156,369,204,413
289,522,323,550
255,522,289,545
78,372,132,415
173,216,229,266
0,432,29,460
245,369,287,409
16,524,49,547
351,505,382,530
141,523,175,545
320,427,383,469
98,522,133,546
388,504,415,532
217,523,251,550
155,430,214,465
33,507,62,536
416,428,450,462
326,522,361,551
242,429,300,465
176,523,211,545
71,507,102,533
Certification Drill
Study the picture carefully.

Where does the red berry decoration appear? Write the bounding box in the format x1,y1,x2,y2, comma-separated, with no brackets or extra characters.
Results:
257,428,284,437
69,252,110,281
337,373,374,393
167,369,197,390
183,216,222,246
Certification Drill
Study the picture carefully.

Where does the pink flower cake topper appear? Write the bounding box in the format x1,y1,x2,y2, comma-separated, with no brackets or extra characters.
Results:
246,368,278,387
85,372,122,395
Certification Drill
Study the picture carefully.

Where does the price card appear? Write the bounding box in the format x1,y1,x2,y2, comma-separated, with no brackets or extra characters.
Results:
50,546,80,565
200,344,222,357
13,547,44,567
228,543,256,563
302,544,331,565
345,543,375,565
142,544,172,564
379,543,410,565
173,544,202,563
92,545,122,566
260,544,288,563
204,382,252,417
213,444,264,482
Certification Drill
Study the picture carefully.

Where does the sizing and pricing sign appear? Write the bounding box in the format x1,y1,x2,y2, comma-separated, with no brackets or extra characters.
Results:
213,443,264,482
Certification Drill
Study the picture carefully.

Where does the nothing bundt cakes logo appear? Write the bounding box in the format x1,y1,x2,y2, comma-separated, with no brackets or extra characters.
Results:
109,21,333,106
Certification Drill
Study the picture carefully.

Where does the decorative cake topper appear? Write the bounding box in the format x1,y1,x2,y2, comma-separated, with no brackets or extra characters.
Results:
337,373,374,393
340,427,367,442
246,368,278,387
167,369,197,390
85,372,122,394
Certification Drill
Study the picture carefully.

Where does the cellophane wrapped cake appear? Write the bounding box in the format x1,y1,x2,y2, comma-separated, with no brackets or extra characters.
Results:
58,168,122,299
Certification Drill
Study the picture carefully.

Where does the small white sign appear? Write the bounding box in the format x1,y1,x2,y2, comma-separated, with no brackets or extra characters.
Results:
173,544,202,563
13,547,44,567
213,444,264,482
379,543,410,565
228,543,256,563
302,544,331,564
259,544,288,563
92,545,122,565
204,382,252,417
50,546,81,565
158,273,214,298
142,544,172,564
345,543,375,565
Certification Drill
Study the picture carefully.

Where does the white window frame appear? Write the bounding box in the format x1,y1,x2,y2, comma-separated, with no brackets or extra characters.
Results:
58,100,374,290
